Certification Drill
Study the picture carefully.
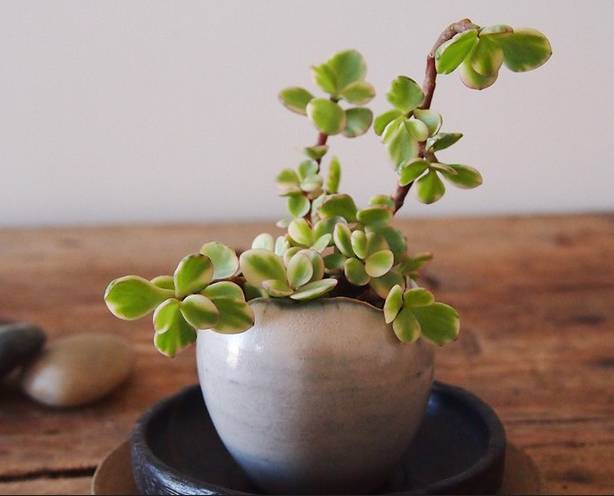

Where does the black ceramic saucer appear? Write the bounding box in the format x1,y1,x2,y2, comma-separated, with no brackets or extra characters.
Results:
131,382,506,495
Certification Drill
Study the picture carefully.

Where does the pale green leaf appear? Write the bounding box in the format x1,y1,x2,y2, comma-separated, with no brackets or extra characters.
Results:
287,194,310,218
392,307,422,343
180,294,219,329
288,218,314,246
384,284,404,324
239,249,287,287
313,216,343,239
365,250,394,278
324,252,346,271
279,87,314,115
251,233,275,251
357,206,392,227
399,158,429,186
370,269,405,299
398,252,433,274
212,298,255,334
275,235,291,256
105,275,174,320
306,98,346,135
276,168,300,189
350,230,367,260
296,248,325,281
298,159,318,180
200,242,239,280
403,288,435,307
496,28,552,72
153,299,197,357
480,25,514,37
151,275,174,290
327,49,367,91
368,195,395,209
441,164,483,189
368,226,407,261
374,109,403,136
304,145,329,161
174,254,214,298
470,37,503,77
427,132,463,152
412,302,460,345
435,29,479,74
300,175,323,193
343,107,373,138
340,81,375,105
414,109,443,136
318,194,357,222
202,281,245,302
311,63,338,95
459,59,498,90
384,118,420,168
416,169,446,204
386,76,424,113
333,222,354,257
311,234,331,253
326,156,341,193
283,247,301,266
429,162,457,175
289,278,337,301
365,231,387,257
344,257,370,286
287,253,314,289
406,119,429,141
262,279,294,297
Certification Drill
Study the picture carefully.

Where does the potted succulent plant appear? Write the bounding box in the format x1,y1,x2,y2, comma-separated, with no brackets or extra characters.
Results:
104,18,551,495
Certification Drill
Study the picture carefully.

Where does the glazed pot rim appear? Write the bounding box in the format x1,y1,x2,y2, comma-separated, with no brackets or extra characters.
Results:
248,295,383,312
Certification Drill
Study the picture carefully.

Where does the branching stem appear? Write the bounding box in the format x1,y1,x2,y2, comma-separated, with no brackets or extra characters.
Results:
392,18,478,214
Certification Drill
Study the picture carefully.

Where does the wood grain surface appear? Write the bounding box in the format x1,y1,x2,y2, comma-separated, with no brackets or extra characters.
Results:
0,214,613,495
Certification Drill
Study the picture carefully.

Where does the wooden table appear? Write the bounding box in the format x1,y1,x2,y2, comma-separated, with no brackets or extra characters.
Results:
0,214,612,495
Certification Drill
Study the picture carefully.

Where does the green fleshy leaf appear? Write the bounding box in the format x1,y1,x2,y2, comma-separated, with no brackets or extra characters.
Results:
289,278,337,301
406,119,429,141
296,248,325,281
275,235,291,256
287,194,310,218
304,145,329,161
243,283,268,301
311,234,331,253
370,269,405,299
414,109,443,136
480,25,514,37
202,281,245,302
151,275,174,290
435,29,479,74
429,162,457,175
283,247,301,266
343,108,373,138
174,254,214,298
399,158,429,186
287,252,314,289
153,299,197,357
403,288,435,307
441,164,483,189
297,160,318,180
306,98,346,135
398,252,433,274
357,206,392,227
383,118,420,168
365,231,387,257
386,76,424,113
311,63,338,95
333,223,354,257
200,242,239,280
344,257,370,286
427,132,463,152
211,298,255,334
374,109,403,136
279,87,314,115
459,59,498,90
412,302,460,345
300,175,323,193
252,233,275,251
327,49,367,92
318,194,357,222
262,279,294,297
384,284,404,323
276,168,300,190
180,294,219,329
496,28,552,72
326,156,341,193
392,307,421,343
365,250,394,278
470,37,503,77
350,230,367,260
276,218,291,229
416,169,446,204
105,275,174,320
324,252,346,271
369,195,395,209
239,249,287,287
340,81,375,105
288,218,314,246
368,226,407,261
313,216,343,239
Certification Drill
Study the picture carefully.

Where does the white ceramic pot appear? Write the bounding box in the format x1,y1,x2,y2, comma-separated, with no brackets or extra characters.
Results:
196,297,434,495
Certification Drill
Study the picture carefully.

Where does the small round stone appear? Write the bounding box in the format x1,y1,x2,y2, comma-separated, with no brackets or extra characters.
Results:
21,334,133,407
0,323,46,378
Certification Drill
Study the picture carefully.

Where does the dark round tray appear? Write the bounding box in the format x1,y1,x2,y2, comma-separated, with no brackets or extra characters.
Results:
131,382,506,495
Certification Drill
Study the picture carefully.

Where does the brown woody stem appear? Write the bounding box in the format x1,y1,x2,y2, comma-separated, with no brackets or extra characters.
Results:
392,18,478,214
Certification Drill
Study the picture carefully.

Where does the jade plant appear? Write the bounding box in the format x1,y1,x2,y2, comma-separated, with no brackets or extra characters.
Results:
104,19,551,356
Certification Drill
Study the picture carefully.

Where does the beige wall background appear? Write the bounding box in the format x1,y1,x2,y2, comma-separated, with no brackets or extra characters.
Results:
1,1,612,226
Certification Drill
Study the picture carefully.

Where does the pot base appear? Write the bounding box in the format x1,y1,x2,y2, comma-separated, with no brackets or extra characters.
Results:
130,382,507,495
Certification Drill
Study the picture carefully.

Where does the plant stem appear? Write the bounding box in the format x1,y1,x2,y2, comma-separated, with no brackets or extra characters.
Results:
392,18,478,214
314,132,328,173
